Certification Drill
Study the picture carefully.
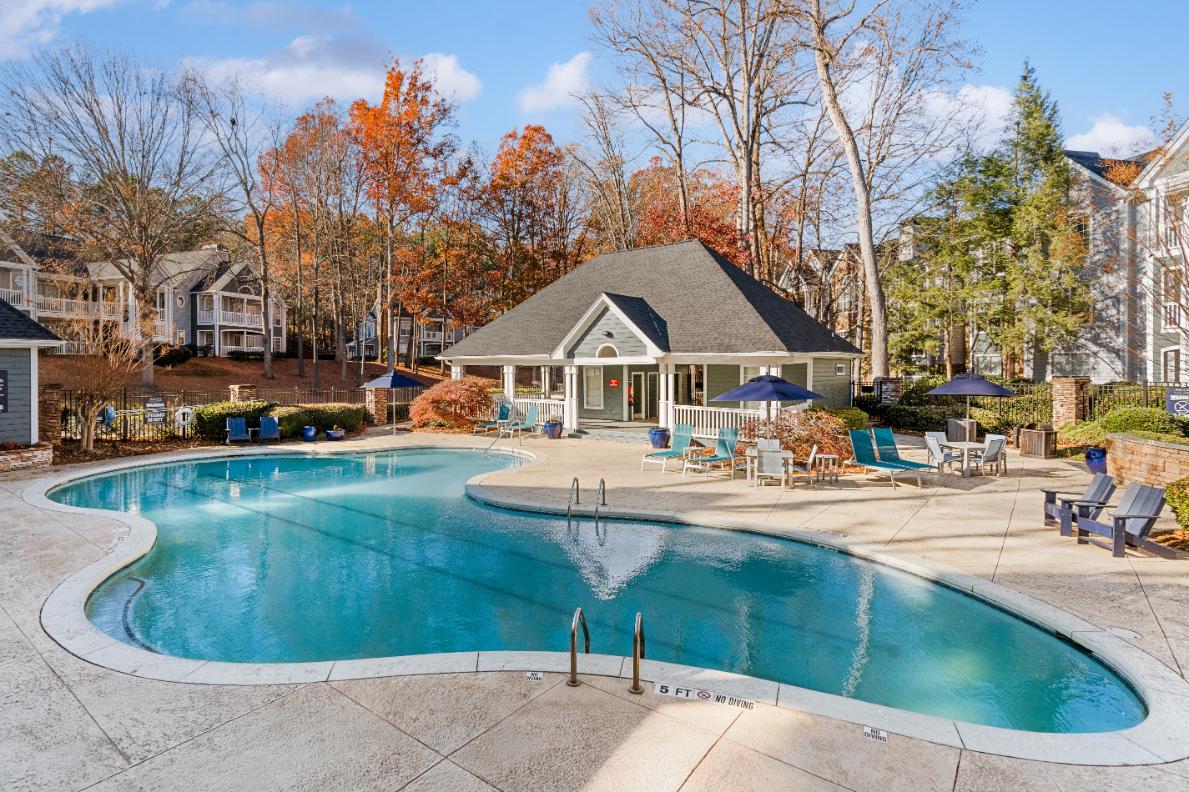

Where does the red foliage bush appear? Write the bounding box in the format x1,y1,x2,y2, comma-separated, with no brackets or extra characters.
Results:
409,376,496,429
740,408,851,458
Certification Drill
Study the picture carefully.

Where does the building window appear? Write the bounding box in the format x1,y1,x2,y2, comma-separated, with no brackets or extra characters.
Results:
1163,266,1184,331
197,330,213,348
835,363,846,376
596,344,618,358
1072,213,1090,246
740,365,764,410
583,366,603,409
1051,350,1092,378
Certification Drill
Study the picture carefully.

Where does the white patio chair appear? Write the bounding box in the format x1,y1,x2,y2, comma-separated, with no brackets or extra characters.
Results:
971,434,1007,476
924,434,960,474
785,445,818,487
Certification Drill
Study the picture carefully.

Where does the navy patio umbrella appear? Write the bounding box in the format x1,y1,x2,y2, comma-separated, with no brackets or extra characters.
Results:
926,372,1014,419
712,374,823,423
360,372,426,390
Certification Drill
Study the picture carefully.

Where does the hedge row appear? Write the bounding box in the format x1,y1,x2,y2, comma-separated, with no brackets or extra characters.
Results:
190,400,364,440
1167,479,1189,531
270,404,365,438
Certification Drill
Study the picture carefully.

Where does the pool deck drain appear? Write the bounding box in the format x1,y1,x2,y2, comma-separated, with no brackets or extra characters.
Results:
3,430,1189,790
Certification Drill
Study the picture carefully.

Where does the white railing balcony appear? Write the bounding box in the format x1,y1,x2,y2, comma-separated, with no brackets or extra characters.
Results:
35,295,95,317
223,343,265,354
219,310,264,328
1163,302,1183,331
671,404,763,439
512,397,566,424
99,301,122,319
198,309,216,324
0,288,26,307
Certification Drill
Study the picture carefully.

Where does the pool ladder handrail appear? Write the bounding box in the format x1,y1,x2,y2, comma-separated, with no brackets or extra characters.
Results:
566,477,580,522
592,478,607,529
568,607,591,687
629,612,646,694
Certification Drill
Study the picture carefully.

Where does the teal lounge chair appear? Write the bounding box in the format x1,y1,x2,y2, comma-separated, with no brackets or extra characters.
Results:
682,427,743,478
226,416,251,445
848,430,921,488
641,423,694,473
474,402,511,434
258,416,281,442
872,428,932,471
499,404,539,441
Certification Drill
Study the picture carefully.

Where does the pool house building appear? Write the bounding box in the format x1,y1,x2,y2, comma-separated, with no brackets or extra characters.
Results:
441,240,862,438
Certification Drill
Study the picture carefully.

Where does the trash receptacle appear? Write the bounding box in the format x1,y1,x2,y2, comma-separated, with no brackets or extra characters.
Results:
1019,425,1056,458
947,418,976,442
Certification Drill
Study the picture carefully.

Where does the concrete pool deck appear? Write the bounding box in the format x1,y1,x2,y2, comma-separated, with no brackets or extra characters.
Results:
3,430,1189,790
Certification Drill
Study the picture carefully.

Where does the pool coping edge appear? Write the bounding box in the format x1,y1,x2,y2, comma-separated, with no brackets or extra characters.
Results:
24,439,1189,767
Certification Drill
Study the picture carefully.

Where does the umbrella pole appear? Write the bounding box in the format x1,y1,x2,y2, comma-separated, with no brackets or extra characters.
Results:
966,395,971,421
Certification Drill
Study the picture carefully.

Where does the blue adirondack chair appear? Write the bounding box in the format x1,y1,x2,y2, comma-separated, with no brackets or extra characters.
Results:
872,428,932,471
1072,483,1168,558
1042,473,1115,534
226,416,251,445
849,430,921,488
682,426,742,478
641,423,694,473
258,415,281,442
473,402,511,434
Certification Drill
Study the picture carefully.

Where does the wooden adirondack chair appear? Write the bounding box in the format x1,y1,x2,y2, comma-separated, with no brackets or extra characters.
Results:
1072,484,1167,558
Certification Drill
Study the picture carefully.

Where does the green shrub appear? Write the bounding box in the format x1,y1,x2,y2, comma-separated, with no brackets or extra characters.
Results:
153,343,193,367
193,400,273,440
969,407,1009,435
1097,407,1188,437
852,394,881,413
1128,430,1189,446
1057,418,1106,448
815,406,868,430
875,404,956,432
1167,478,1189,531
269,403,365,438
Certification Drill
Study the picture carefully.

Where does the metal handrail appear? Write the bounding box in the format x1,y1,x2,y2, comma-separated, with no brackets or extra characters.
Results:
568,607,590,687
596,477,607,506
570,477,580,504
629,612,646,694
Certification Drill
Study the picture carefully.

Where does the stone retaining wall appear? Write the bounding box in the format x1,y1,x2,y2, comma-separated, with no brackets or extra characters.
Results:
1106,433,1189,486
0,442,53,473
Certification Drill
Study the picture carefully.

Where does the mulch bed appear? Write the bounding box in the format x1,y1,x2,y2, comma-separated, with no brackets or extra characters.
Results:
1149,531,1189,553
52,439,217,465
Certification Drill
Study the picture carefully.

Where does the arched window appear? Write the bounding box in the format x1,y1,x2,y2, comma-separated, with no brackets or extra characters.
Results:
596,344,619,358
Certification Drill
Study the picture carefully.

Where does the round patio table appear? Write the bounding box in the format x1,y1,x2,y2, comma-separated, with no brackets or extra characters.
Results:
943,440,984,478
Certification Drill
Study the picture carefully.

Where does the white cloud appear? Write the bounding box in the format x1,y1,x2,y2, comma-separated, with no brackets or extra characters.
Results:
518,51,591,113
420,52,481,103
1066,114,1155,156
0,0,123,59
187,36,480,107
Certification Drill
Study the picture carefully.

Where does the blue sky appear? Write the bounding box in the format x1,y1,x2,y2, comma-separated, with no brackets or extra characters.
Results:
4,0,1187,157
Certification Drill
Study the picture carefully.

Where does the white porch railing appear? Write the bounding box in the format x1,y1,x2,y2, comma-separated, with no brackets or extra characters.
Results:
672,404,763,439
198,309,216,324
223,343,265,354
0,288,26,306
219,310,264,328
513,398,566,423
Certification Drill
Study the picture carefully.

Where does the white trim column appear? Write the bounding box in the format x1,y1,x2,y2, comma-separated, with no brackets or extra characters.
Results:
563,364,579,432
657,362,671,428
540,365,550,397
450,364,465,381
501,365,516,404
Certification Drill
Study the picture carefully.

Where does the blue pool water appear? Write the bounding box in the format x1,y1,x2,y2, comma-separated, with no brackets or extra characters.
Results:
53,449,1145,733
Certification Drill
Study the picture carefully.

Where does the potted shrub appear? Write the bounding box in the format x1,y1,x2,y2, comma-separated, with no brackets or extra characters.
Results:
301,425,317,442
325,425,346,441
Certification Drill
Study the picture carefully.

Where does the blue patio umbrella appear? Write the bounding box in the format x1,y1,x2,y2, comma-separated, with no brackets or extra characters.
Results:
360,372,426,390
711,374,823,423
926,372,1015,419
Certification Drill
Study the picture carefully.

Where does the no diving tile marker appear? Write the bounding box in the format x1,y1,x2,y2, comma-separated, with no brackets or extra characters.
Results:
654,682,756,710
863,726,889,743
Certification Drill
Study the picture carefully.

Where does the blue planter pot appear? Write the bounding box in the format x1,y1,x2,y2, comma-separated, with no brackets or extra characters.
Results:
1085,446,1108,474
326,429,346,441
543,420,563,439
648,427,671,449
301,426,317,442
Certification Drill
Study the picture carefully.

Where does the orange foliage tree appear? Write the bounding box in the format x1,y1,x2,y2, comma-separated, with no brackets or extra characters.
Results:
631,158,745,267
409,376,494,429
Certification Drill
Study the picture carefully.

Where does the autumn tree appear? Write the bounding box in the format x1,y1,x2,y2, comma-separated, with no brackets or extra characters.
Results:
349,60,456,372
58,319,140,453
0,46,223,386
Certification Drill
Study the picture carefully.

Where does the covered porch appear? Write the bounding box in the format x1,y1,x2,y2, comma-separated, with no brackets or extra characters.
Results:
450,357,833,439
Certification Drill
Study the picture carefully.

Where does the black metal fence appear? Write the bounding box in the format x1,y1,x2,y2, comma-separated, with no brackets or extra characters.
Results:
58,386,423,443
1086,382,1188,420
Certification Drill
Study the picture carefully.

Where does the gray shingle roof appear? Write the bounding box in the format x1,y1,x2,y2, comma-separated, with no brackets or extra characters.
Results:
444,240,861,358
0,298,60,343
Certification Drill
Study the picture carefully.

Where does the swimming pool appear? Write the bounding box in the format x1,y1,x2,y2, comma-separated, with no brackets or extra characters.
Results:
52,448,1145,733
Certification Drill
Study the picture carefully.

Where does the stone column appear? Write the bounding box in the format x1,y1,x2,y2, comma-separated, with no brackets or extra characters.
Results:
38,384,62,445
364,388,389,425
229,384,258,402
1051,376,1090,428
562,365,579,432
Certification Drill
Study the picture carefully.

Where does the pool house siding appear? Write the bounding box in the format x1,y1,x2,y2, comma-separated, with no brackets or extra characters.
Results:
0,348,33,443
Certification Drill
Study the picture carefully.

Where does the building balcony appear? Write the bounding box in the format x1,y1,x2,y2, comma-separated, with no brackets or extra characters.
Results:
218,310,264,328
34,295,123,320
0,288,27,307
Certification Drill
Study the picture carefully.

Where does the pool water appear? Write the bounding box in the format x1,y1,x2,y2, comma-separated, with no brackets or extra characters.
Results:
54,449,1145,733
